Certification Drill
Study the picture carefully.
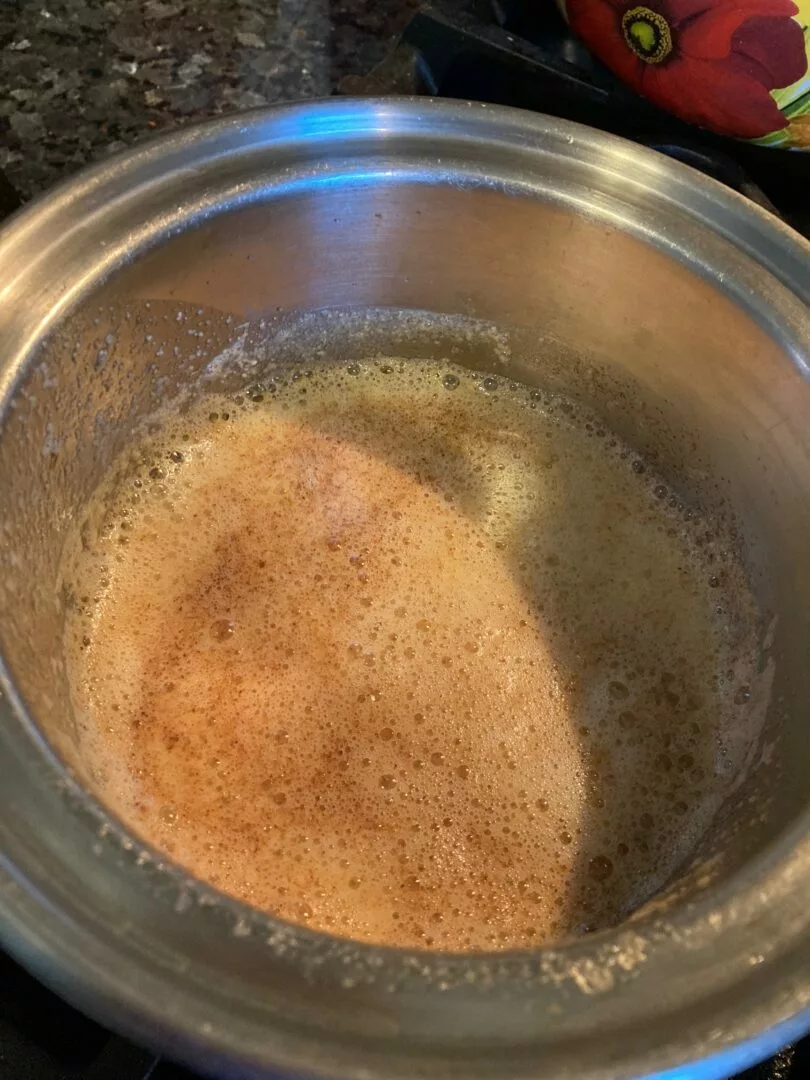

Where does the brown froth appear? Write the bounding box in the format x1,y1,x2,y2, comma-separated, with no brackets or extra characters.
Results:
63,361,768,949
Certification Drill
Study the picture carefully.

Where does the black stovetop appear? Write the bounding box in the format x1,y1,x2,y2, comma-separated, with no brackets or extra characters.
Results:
0,951,191,1080
1,2,808,1077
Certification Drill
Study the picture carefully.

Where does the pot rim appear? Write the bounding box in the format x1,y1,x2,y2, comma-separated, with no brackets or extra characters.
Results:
0,97,809,1080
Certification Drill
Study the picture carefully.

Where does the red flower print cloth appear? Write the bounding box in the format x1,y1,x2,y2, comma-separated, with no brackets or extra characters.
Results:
566,0,808,138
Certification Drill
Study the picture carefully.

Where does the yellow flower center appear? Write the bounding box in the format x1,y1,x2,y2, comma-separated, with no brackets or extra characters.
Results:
621,6,674,63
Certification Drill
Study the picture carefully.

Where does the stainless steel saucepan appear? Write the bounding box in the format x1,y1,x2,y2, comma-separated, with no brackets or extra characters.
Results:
0,99,808,1080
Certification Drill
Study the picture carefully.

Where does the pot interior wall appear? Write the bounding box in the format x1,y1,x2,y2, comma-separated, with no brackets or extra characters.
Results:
1,178,809,925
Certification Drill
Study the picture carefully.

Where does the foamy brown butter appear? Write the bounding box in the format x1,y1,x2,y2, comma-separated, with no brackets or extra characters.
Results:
63,361,769,949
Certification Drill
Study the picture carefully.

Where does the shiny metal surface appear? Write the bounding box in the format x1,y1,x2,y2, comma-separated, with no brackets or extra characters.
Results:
0,99,809,1080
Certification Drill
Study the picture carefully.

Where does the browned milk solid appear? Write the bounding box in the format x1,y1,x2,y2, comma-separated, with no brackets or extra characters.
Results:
63,361,768,949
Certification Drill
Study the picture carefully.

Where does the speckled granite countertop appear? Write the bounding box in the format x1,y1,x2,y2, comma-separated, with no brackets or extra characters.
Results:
0,0,421,201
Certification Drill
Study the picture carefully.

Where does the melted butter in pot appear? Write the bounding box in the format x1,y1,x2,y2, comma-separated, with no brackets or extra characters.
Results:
63,360,768,949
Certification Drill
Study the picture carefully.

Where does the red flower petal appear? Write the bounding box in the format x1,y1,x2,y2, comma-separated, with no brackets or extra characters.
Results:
679,0,799,59
730,15,808,88
567,0,806,138
568,0,648,88
664,0,798,21
643,56,790,136
662,0,740,24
